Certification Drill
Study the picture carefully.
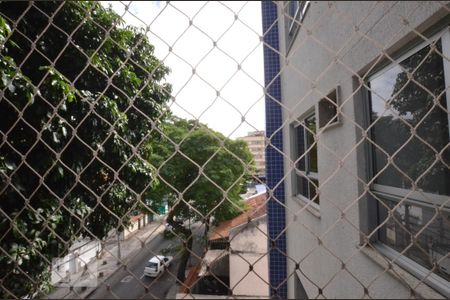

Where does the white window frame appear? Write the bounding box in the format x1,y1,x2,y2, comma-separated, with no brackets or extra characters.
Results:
285,1,310,54
287,1,309,35
367,27,450,297
318,86,342,131
292,112,320,212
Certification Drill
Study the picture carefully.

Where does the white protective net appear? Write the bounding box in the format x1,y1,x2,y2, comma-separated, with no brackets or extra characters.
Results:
0,1,449,299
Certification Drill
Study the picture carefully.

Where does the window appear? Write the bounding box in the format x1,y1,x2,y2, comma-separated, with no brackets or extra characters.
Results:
294,272,308,299
147,262,158,270
293,114,319,206
285,1,310,52
368,31,450,285
318,86,340,130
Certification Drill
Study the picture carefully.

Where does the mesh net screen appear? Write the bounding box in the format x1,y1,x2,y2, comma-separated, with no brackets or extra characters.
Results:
0,1,449,299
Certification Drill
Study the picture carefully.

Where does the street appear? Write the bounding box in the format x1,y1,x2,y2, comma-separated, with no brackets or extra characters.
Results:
88,225,204,299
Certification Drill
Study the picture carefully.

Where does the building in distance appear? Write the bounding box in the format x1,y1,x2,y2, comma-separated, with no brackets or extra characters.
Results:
237,130,265,178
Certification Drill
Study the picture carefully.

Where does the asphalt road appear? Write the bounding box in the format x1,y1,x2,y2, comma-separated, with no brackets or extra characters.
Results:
88,225,204,299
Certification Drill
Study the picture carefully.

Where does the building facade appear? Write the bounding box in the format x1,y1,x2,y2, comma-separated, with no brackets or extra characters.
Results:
51,239,100,286
263,1,450,298
178,192,269,299
237,131,266,177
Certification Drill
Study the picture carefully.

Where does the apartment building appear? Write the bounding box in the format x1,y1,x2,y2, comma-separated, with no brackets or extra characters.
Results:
262,1,450,298
237,131,266,177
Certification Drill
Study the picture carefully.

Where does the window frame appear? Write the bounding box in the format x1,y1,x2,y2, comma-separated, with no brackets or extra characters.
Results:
318,86,342,131
285,1,310,54
365,27,450,297
292,111,320,212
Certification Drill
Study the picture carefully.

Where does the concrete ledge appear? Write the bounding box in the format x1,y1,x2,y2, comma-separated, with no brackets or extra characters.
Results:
359,244,445,299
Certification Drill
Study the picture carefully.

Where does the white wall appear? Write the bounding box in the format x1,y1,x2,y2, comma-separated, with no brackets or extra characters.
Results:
124,220,140,239
229,217,269,297
276,1,449,298
124,214,149,239
51,239,100,284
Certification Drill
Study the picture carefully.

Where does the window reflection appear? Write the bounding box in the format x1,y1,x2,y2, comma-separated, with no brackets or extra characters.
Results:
293,114,319,205
370,38,450,281
305,115,317,173
370,40,450,196
379,199,450,281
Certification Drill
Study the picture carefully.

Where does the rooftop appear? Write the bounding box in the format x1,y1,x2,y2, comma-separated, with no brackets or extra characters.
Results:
209,192,267,241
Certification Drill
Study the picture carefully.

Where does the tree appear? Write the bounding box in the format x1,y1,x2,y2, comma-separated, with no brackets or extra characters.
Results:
371,40,450,273
148,116,254,282
372,40,449,195
0,2,171,297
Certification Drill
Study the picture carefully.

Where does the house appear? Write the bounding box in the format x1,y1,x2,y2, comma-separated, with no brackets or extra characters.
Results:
262,1,450,299
122,213,152,240
51,211,152,286
51,238,100,287
177,192,269,298
237,130,266,177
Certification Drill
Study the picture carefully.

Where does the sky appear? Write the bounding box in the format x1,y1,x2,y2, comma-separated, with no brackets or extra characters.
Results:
102,1,265,139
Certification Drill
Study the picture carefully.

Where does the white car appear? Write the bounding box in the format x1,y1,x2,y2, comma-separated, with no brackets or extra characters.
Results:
144,255,173,277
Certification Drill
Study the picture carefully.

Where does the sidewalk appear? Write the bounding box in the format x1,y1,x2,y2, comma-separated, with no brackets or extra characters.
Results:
47,217,165,299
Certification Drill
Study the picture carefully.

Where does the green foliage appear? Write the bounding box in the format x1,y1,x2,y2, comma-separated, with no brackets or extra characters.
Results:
0,1,171,297
373,41,449,194
148,116,254,224
149,118,254,283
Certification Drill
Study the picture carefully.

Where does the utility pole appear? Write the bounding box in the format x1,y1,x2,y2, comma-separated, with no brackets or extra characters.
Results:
117,231,121,265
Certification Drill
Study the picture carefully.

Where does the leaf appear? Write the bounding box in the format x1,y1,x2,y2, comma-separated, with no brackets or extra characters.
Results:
15,182,25,192
4,161,16,170
26,91,34,104
67,90,75,103
52,132,60,143
7,81,16,93
1,73,8,87
61,126,67,137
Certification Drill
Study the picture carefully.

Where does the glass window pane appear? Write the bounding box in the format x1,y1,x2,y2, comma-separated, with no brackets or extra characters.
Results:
305,116,318,173
296,174,308,198
296,125,305,171
378,199,450,281
288,1,299,18
309,178,319,205
370,40,450,196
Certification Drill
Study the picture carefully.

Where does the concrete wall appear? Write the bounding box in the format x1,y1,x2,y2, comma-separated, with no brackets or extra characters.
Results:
276,1,449,299
229,217,269,297
124,214,149,239
51,239,100,284
124,220,140,239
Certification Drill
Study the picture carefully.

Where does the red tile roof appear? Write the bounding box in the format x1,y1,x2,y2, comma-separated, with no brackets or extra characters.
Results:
180,262,202,293
129,214,144,223
209,192,267,241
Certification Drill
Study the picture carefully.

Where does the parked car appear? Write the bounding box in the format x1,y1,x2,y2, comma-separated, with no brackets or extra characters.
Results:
144,255,173,277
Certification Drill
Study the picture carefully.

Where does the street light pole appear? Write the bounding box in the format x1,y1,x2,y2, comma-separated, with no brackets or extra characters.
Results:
187,200,193,268
117,230,121,265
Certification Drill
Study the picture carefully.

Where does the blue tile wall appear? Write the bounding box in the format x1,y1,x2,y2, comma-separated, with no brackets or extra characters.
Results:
261,2,287,299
